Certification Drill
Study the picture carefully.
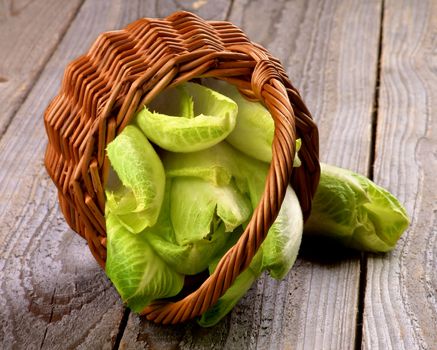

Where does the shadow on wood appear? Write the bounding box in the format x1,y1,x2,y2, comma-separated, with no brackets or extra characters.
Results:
299,235,361,265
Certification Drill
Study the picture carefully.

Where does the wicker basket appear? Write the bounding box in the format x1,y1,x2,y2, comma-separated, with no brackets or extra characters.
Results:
44,11,320,324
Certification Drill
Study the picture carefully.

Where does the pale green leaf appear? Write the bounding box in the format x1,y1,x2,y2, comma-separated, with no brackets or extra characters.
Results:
146,179,248,275
261,186,303,279
203,79,274,162
105,213,184,312
135,82,237,152
105,125,165,233
170,177,251,242
304,163,410,252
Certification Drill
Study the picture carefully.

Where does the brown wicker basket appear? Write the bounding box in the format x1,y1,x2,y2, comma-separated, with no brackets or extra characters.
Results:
44,11,320,324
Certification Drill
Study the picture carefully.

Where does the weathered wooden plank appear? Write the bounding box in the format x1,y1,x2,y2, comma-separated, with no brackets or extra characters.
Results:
0,0,84,135
0,1,230,349
363,1,437,349
224,1,382,348
120,1,382,349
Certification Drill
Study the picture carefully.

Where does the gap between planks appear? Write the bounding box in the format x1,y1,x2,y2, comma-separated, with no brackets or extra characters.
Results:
113,308,130,350
355,0,385,349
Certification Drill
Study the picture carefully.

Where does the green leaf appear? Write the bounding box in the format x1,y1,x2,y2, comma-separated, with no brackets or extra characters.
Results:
135,82,237,152
198,250,262,327
146,84,194,119
171,177,252,241
261,186,303,279
203,79,302,167
162,142,236,187
304,163,410,252
105,125,165,233
162,141,270,203
105,213,184,312
147,224,232,276
203,79,274,162
143,178,250,276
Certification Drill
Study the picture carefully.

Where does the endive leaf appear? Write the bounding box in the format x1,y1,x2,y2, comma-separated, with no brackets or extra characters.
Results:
135,82,237,152
170,177,252,242
203,78,274,162
145,180,245,275
105,125,165,233
105,213,184,312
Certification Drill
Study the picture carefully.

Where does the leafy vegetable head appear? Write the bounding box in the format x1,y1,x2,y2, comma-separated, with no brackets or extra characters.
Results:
304,163,410,252
162,176,251,275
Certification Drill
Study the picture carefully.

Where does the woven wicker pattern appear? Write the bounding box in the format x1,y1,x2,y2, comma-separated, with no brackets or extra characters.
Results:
44,11,320,324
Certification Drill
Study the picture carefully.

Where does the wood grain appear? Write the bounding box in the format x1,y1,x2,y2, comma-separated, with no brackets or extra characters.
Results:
224,1,382,348
120,1,382,349
0,1,229,349
363,1,437,349
0,0,84,135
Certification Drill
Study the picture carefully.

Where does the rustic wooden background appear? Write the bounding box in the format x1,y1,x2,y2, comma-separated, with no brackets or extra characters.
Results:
0,0,435,349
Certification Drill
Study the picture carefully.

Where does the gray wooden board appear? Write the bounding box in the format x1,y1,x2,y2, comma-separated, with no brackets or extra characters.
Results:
363,1,437,349
0,0,84,135
120,1,382,349
0,0,229,349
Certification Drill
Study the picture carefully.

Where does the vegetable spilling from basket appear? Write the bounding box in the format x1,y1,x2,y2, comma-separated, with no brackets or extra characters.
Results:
104,79,409,326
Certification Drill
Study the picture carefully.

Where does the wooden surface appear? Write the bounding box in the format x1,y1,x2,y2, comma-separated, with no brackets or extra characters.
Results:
363,0,437,349
0,0,84,134
0,1,434,349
